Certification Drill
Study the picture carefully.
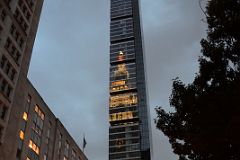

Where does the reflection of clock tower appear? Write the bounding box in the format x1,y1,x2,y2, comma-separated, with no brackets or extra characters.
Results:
109,0,152,160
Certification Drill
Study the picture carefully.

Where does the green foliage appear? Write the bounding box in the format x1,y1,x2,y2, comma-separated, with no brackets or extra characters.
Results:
155,0,240,159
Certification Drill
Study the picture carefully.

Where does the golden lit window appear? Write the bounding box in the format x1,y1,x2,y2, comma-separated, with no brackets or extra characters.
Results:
35,105,45,120
36,147,39,155
35,105,39,112
23,112,28,121
19,130,24,140
28,140,40,155
29,140,33,148
109,111,134,122
114,64,129,78
40,112,44,120
110,93,137,108
111,80,126,86
111,80,129,92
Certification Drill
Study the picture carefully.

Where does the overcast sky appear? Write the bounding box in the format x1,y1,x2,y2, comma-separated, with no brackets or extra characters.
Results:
28,0,207,160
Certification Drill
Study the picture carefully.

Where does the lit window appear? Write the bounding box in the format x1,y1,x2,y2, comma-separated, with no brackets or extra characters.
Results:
23,112,28,121
114,64,129,78
19,130,24,140
110,93,138,108
111,80,126,86
29,140,33,148
35,105,38,112
109,111,134,122
40,113,44,120
35,146,39,155
28,140,40,155
34,105,44,120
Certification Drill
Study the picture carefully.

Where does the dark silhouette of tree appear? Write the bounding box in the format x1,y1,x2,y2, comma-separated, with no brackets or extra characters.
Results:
155,0,240,160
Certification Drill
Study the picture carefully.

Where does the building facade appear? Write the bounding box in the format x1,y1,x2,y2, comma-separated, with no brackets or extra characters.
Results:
109,0,152,160
0,0,87,160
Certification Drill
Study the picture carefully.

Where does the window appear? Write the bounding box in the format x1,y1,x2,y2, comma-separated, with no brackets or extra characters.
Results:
27,105,44,160
110,18,134,41
14,9,29,33
58,133,62,148
19,130,24,140
111,0,132,18
28,140,40,155
0,55,17,83
0,77,13,99
0,79,6,92
1,9,6,22
27,0,36,10
10,25,15,34
46,122,51,144
9,24,25,49
0,126,3,139
10,69,16,81
110,92,138,108
32,105,44,135
35,105,44,120
30,130,41,147
19,38,24,48
6,85,12,98
4,38,11,48
43,154,47,160
23,112,28,121
27,95,31,103
20,120,26,131
110,40,135,63
58,133,62,155
0,104,8,120
72,150,76,160
6,0,12,7
24,94,31,112
16,138,23,159
18,1,32,22
5,63,10,75
14,32,19,41
64,141,69,156
0,55,7,68
4,38,22,65
109,111,134,122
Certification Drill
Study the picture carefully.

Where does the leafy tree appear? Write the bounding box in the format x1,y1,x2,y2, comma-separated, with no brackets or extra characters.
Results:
155,0,240,160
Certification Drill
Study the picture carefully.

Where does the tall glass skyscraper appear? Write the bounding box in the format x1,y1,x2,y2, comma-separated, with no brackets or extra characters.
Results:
109,0,152,159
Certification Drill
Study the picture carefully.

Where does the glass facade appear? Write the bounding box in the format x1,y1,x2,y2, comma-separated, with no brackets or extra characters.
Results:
109,0,151,159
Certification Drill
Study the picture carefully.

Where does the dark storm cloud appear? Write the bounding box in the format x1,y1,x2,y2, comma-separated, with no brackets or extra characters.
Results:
29,0,206,160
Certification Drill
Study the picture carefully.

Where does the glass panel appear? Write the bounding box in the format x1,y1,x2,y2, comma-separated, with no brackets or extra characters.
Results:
110,18,134,41
110,40,135,63
111,0,133,18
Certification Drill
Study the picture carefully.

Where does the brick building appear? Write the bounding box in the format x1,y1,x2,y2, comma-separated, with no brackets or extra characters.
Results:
0,0,87,160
